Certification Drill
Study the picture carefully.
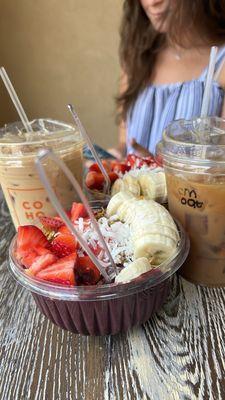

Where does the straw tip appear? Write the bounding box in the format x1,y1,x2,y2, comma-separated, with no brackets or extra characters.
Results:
67,104,74,112
36,148,51,161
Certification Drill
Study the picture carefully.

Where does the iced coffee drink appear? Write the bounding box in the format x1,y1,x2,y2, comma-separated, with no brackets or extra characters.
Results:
0,119,84,228
157,117,225,286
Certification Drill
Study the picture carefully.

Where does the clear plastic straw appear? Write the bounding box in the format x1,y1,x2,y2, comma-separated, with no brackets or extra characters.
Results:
67,104,111,193
35,148,117,282
0,67,33,132
200,46,218,118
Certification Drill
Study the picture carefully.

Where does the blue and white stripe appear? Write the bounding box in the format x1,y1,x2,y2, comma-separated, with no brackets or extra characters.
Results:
127,46,225,154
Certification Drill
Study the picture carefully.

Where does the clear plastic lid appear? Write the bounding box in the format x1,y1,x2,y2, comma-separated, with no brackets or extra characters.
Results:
8,220,190,301
0,119,83,159
157,117,225,167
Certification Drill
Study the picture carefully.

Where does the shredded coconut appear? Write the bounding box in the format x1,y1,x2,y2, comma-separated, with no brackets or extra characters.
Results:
126,165,163,178
75,215,133,266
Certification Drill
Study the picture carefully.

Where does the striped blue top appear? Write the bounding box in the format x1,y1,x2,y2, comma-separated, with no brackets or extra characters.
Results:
127,46,225,154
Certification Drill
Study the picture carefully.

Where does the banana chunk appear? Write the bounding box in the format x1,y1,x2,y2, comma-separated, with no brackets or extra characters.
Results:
123,174,141,197
126,200,177,227
134,234,177,264
106,191,134,217
115,257,153,283
111,178,125,196
138,171,167,201
107,196,179,269
131,223,179,242
117,199,138,223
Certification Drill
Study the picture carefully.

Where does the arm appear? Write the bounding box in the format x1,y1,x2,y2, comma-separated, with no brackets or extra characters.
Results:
118,70,128,155
109,70,153,158
217,61,225,117
108,70,128,159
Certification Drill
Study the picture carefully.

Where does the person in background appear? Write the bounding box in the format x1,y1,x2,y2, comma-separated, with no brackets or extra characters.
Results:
109,0,225,159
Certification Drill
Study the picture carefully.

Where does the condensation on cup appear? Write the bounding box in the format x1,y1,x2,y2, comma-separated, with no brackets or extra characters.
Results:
157,117,225,287
0,119,84,229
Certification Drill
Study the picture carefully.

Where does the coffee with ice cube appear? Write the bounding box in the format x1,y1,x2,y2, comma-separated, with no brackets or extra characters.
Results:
0,120,84,229
157,117,225,286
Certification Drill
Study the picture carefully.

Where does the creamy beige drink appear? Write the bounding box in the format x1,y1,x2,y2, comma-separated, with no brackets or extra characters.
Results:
157,117,225,286
0,119,84,228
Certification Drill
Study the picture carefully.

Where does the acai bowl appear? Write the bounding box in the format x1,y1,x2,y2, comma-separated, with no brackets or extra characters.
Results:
8,194,189,336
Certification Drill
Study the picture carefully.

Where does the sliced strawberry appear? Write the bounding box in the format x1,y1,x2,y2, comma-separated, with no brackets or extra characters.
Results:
27,253,58,276
16,226,49,266
76,255,101,285
111,162,130,174
17,225,48,251
51,232,77,257
126,153,139,168
108,171,119,183
36,253,77,285
71,202,88,222
19,250,38,268
89,160,110,173
58,225,72,235
19,246,51,268
35,246,52,256
85,171,105,190
126,153,157,169
39,216,64,231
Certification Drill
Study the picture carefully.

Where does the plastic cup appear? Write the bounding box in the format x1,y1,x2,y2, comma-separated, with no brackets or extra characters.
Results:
157,117,225,286
0,119,84,229
8,205,189,336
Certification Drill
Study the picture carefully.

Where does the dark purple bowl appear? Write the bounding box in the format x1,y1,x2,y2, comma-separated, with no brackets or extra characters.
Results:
8,221,189,336
32,278,170,335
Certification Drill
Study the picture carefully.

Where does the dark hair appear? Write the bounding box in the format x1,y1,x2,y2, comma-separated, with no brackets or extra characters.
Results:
117,0,225,121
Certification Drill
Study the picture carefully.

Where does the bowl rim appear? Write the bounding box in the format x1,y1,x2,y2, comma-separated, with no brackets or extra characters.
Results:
8,219,190,301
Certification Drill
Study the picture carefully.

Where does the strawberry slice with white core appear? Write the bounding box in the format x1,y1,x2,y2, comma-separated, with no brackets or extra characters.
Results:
17,225,48,250
16,226,49,267
19,246,52,268
27,253,58,276
36,253,77,286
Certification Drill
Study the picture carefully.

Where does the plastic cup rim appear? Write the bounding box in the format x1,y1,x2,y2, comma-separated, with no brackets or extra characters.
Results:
8,219,190,302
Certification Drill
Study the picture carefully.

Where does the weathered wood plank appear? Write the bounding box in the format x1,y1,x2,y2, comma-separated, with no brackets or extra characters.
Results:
0,199,225,400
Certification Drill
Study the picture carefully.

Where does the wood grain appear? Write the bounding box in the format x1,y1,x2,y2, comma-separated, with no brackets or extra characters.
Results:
0,198,225,400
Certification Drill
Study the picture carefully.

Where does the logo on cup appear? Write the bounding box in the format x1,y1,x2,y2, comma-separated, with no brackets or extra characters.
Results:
178,188,204,209
22,200,45,220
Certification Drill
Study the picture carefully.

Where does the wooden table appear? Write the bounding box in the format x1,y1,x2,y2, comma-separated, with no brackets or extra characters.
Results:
1,198,225,400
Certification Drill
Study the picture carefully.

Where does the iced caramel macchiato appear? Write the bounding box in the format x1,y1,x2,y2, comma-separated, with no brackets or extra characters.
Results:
0,119,84,229
157,117,225,286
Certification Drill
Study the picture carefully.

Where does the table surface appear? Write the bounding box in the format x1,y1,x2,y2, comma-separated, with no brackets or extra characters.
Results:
1,199,225,400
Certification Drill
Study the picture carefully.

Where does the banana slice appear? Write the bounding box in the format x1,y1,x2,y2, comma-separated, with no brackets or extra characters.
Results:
129,200,178,231
111,178,125,196
131,224,179,242
131,213,179,235
115,257,153,283
106,191,134,217
116,199,138,223
134,234,177,264
123,174,141,197
116,199,156,221
138,171,167,201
